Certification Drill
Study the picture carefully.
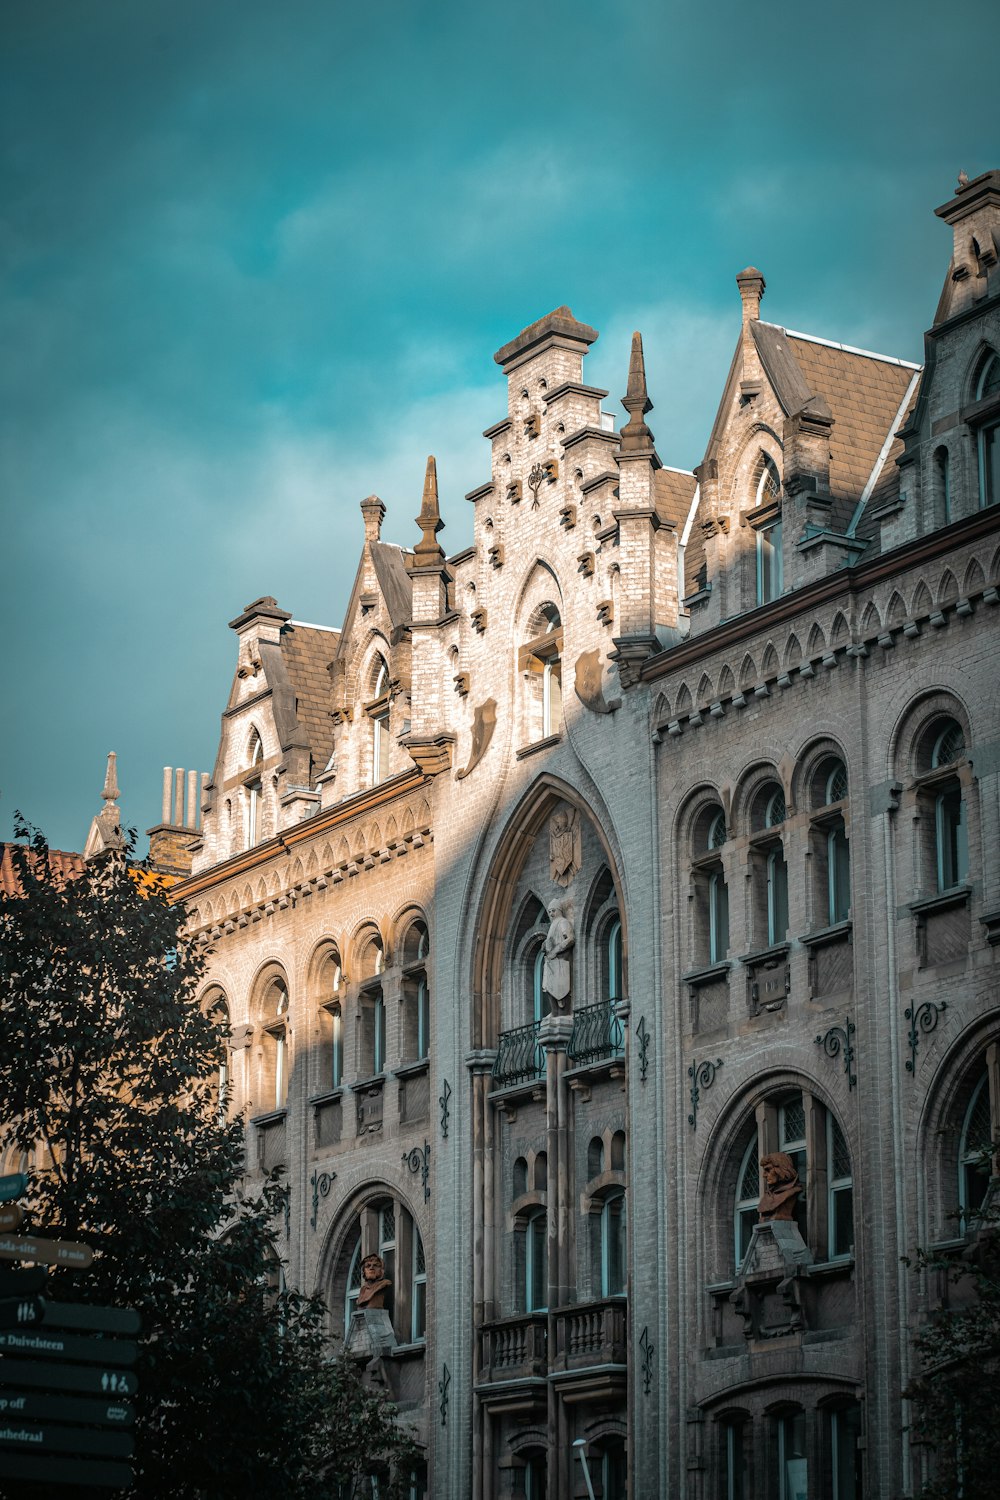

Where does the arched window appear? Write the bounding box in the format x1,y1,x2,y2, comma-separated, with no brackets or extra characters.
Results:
774,1407,808,1500
959,1071,992,1220
259,977,289,1112
523,1452,547,1500
606,917,623,1002
934,445,951,525
358,934,386,1077
811,757,850,926
753,786,788,947
975,351,1000,509
730,1090,853,1272
522,1208,547,1313
245,731,264,849
754,455,783,606
336,1195,427,1345
402,919,430,1064
599,1190,627,1297
597,1438,627,1500
317,951,344,1091
931,719,968,890
692,805,730,967
520,602,563,744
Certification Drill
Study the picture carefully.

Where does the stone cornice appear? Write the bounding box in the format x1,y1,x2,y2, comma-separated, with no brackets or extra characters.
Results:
172,765,428,902
641,505,1000,684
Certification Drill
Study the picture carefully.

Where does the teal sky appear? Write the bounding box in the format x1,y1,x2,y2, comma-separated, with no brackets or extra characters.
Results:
2,0,997,851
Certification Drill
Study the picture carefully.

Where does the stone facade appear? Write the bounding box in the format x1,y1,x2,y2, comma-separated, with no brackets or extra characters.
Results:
173,172,1000,1499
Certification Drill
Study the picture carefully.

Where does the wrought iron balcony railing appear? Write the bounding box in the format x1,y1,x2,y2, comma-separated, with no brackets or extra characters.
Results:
568,1000,624,1067
493,1020,544,1087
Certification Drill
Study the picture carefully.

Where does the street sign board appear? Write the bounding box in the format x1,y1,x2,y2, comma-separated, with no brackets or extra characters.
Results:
0,1417,134,1458
0,1175,27,1204
0,1233,93,1269
0,1267,47,1298
0,1389,133,1428
0,1452,133,1489
0,1358,138,1399
0,1328,138,1366
0,1205,23,1232
41,1302,141,1336
0,1297,43,1331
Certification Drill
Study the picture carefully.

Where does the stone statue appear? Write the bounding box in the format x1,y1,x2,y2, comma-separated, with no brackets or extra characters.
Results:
356,1253,392,1310
549,807,581,888
757,1153,803,1222
542,898,575,1008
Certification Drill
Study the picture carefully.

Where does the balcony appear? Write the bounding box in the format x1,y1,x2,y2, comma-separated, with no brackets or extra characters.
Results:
568,1001,624,1067
493,1021,544,1088
551,1298,627,1373
479,1313,548,1383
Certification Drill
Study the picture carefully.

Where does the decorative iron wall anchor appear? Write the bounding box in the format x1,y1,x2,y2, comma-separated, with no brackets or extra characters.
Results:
310,1170,336,1232
439,1078,452,1138
639,1325,655,1395
688,1057,723,1129
438,1362,451,1426
403,1140,431,1201
905,1000,948,1074
635,1016,650,1083
815,1018,857,1089
527,463,545,508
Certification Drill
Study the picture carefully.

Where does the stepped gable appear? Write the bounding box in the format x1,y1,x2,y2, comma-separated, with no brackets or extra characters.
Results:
370,542,414,629
281,621,340,773
753,322,919,535
494,305,599,367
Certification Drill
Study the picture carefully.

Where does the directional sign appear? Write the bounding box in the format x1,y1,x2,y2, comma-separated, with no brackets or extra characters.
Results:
0,1452,133,1489
0,1175,28,1204
0,1328,138,1366
0,1233,93,1269
0,1417,134,1458
0,1267,47,1298
41,1302,141,1337
0,1205,23,1232
0,1297,43,1331
0,1389,134,1428
0,1359,138,1399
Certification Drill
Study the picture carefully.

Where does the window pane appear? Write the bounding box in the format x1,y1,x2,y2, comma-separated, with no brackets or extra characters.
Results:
936,786,966,889
982,423,1000,509
724,1420,748,1500
779,1411,807,1500
832,1185,854,1258
831,1404,862,1500
710,871,730,962
768,849,788,943
529,1213,547,1311
411,1279,426,1341
829,822,851,923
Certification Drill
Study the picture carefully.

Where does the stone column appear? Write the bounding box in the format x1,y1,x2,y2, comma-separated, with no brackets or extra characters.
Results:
539,1012,573,1500
467,1049,497,1500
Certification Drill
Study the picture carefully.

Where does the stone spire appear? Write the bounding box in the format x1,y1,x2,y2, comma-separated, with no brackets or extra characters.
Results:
83,752,125,862
619,332,656,452
413,455,445,565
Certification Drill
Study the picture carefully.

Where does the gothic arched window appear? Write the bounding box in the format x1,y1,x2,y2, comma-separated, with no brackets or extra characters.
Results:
975,351,1000,508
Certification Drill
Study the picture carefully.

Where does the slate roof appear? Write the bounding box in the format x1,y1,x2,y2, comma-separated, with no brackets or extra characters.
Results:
753,323,920,535
654,466,697,532
281,622,339,772
370,543,414,631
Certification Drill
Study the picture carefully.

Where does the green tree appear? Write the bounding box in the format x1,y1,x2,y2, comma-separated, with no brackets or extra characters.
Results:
0,822,416,1498
905,1201,1000,1500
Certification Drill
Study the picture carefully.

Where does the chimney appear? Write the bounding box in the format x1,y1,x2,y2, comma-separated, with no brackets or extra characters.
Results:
147,764,208,877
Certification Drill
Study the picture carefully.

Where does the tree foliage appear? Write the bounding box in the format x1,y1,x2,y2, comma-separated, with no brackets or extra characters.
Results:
905,1200,1000,1500
0,822,416,1498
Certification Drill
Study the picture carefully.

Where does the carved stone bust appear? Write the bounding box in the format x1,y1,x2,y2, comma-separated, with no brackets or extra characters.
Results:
357,1253,392,1310
757,1152,803,1222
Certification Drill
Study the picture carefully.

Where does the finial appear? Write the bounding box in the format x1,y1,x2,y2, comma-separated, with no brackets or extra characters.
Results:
619,332,655,451
102,751,119,804
414,456,445,563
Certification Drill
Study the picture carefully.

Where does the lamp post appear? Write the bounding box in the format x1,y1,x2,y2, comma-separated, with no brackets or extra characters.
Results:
573,1438,597,1500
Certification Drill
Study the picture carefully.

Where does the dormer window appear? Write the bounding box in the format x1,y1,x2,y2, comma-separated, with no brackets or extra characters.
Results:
753,455,783,605
367,656,391,785
245,731,264,849
975,351,1000,509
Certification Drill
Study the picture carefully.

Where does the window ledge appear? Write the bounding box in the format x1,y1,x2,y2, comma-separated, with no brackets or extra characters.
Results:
251,1108,287,1130
805,1255,855,1278
801,920,853,950
683,960,731,988
741,942,791,967
308,1089,344,1108
395,1058,430,1080
349,1073,387,1093
516,733,562,761
909,885,971,917
387,1340,426,1360
981,909,1000,945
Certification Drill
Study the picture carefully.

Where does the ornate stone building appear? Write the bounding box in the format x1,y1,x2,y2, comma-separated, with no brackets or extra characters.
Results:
171,171,1000,1499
